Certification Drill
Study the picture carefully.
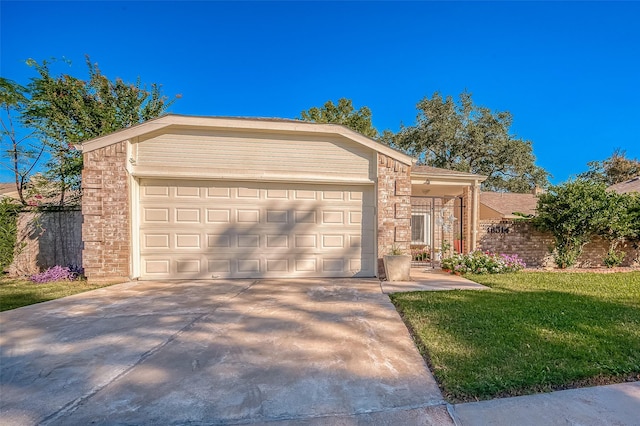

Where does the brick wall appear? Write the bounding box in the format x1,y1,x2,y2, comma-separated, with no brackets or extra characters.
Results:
478,219,640,268
82,141,130,281
377,154,411,276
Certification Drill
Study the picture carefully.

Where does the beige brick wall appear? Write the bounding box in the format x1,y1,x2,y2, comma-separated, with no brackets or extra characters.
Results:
478,219,640,267
82,141,130,281
377,154,411,276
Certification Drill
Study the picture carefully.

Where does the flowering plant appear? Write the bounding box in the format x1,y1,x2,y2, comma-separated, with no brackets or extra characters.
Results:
30,265,84,283
441,251,526,274
411,246,431,261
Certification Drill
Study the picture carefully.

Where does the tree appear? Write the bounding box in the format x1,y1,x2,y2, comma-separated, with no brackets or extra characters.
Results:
534,180,611,268
392,91,549,192
300,98,379,139
0,78,44,205
21,56,176,205
578,148,640,185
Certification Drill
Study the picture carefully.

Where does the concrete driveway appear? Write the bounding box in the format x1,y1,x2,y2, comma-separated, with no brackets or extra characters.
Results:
0,278,452,425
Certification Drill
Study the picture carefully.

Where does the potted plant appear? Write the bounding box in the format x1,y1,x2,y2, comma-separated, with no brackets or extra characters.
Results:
383,245,411,281
454,233,464,253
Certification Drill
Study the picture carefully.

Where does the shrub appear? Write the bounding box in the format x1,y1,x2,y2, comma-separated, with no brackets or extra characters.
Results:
441,251,526,274
30,265,83,283
603,248,625,268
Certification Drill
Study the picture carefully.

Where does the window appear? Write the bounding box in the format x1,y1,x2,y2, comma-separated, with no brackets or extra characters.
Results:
411,213,431,245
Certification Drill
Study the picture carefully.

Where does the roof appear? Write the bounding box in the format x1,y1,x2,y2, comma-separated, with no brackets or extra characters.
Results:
608,176,640,194
0,183,16,196
480,191,538,217
80,114,414,165
412,165,485,180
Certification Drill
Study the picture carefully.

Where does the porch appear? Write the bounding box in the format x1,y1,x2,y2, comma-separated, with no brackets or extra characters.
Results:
410,166,485,268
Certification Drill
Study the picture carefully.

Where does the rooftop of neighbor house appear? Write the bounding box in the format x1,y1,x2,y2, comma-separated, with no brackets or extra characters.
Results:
608,176,640,194
480,191,539,218
0,183,17,196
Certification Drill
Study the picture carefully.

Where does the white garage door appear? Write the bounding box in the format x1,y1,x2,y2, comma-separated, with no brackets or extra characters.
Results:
138,179,376,279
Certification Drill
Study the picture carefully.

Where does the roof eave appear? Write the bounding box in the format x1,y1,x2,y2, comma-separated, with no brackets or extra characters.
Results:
411,171,488,182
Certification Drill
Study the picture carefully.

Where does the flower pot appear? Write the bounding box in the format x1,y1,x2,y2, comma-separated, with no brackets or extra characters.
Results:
383,255,411,281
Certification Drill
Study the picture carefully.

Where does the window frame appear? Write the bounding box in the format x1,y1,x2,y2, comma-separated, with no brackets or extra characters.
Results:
411,212,431,245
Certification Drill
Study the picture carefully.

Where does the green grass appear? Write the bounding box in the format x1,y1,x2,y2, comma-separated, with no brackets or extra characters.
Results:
0,276,116,311
390,272,640,402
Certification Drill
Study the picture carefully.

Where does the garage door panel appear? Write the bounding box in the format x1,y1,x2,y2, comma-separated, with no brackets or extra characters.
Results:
207,234,230,248
144,233,170,249
175,234,201,249
176,186,200,197
144,208,170,223
207,209,231,223
266,210,288,223
139,180,375,279
144,259,170,274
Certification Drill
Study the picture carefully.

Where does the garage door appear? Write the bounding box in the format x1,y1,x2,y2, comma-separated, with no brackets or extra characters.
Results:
138,179,376,279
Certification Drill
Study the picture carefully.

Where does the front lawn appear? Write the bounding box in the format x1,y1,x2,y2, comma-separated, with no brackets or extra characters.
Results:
391,272,640,402
0,277,116,311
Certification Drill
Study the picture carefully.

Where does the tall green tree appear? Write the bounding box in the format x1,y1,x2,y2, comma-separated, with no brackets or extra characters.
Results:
0,78,43,205
578,148,640,185
21,56,175,205
392,91,549,192
300,98,379,139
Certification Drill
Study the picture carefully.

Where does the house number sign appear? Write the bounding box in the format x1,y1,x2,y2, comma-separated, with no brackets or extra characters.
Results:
485,224,511,234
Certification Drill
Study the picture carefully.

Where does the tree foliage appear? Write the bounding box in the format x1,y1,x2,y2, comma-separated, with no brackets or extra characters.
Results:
300,98,378,139
599,190,640,267
534,180,639,268
0,198,21,271
19,56,175,205
392,92,549,192
578,148,640,185
0,78,43,205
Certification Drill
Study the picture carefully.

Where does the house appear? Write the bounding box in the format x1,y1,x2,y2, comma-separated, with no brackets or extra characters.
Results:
80,115,485,282
480,191,538,220
608,176,640,194
0,183,18,200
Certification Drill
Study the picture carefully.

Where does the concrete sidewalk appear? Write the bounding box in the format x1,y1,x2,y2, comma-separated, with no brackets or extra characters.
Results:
381,268,489,293
450,381,640,426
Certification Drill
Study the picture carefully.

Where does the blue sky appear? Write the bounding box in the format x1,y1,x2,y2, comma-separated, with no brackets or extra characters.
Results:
2,1,639,185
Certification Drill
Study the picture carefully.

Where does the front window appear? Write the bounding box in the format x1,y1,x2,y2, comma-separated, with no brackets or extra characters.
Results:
411,213,431,245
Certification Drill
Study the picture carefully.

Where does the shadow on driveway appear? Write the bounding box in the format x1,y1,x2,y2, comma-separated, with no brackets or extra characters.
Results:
0,278,451,425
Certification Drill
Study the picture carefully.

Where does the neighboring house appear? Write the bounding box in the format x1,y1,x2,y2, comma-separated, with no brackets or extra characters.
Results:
480,191,539,220
608,176,640,194
80,114,485,282
0,183,18,201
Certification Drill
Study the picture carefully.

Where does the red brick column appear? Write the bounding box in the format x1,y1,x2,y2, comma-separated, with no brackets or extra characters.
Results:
82,141,130,282
377,154,411,276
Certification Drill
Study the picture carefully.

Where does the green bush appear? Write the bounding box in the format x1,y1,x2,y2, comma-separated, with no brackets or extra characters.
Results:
0,198,21,271
603,248,626,268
